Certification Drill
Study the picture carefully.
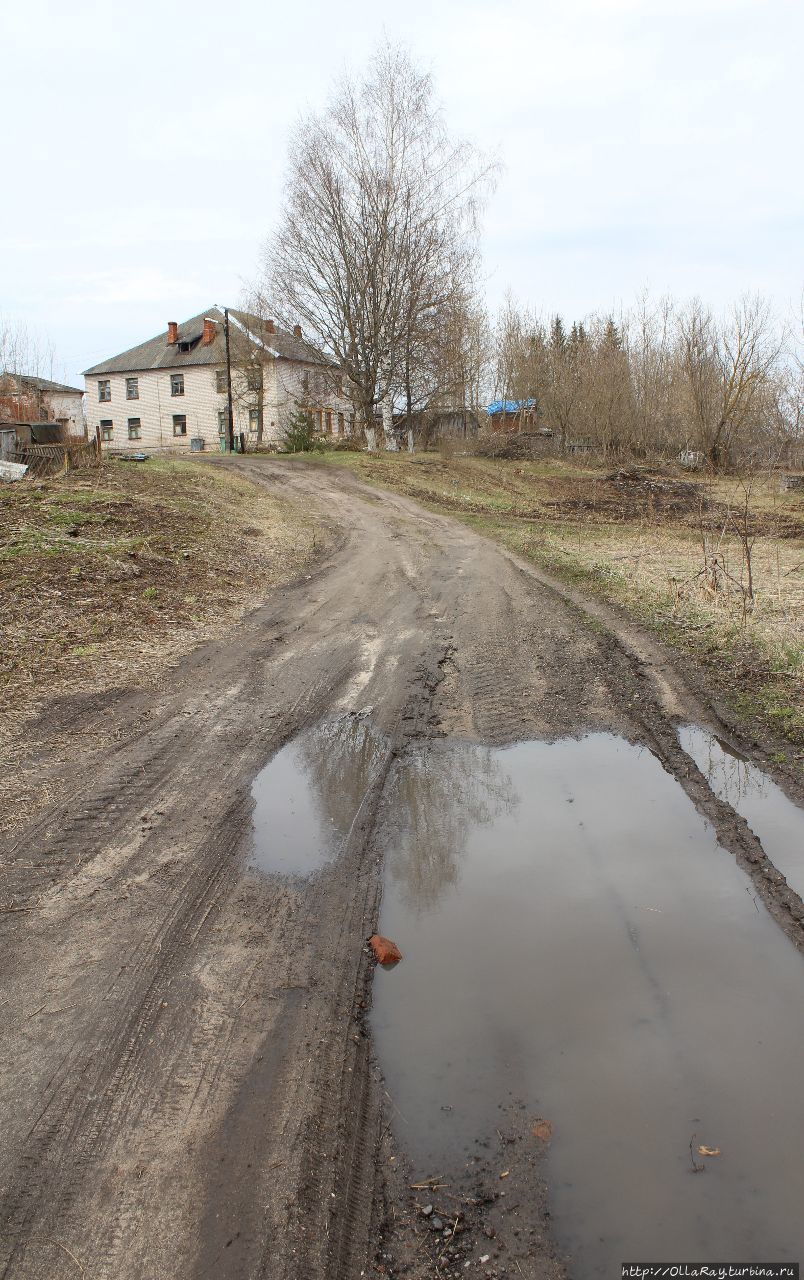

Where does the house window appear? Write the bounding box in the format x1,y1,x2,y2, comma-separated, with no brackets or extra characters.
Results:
172,414,187,436
335,374,344,394
314,410,323,432
246,367,262,392
301,371,310,394
249,408,261,434
170,373,184,396
337,412,344,435
125,377,139,400
127,418,141,440
218,409,228,434
98,379,111,402
100,420,113,441
325,410,332,434
216,369,227,393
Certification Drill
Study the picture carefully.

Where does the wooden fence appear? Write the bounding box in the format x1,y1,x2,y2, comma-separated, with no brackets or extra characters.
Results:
14,440,101,478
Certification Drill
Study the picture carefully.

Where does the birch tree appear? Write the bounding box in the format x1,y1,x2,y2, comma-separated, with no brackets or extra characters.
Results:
261,43,494,446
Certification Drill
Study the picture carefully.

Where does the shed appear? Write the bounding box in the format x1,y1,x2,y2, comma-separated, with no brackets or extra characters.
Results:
486,399,538,433
0,422,17,460
14,421,65,447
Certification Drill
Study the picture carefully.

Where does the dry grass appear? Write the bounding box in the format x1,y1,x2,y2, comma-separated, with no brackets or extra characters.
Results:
0,457,322,741
315,449,804,752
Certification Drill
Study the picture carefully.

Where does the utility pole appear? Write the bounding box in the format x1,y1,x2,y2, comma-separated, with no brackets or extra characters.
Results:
224,307,235,453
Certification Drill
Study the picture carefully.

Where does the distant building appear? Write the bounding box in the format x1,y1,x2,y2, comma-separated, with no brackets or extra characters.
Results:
83,308,354,453
0,373,84,437
486,399,539,433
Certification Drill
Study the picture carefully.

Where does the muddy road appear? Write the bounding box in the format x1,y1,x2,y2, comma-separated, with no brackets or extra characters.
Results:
2,458,803,1280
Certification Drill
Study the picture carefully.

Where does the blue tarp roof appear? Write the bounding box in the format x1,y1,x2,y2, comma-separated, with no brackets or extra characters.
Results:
486,398,536,415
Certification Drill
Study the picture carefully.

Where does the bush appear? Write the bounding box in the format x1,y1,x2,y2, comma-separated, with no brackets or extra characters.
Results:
473,432,536,460
280,410,324,454
325,434,364,451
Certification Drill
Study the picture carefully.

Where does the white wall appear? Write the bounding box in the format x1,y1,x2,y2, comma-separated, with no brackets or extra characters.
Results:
271,361,356,438
44,391,85,438
85,356,355,453
85,365,238,453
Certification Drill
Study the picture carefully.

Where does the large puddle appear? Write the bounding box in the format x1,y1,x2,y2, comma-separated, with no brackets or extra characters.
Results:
679,724,804,900
371,734,804,1274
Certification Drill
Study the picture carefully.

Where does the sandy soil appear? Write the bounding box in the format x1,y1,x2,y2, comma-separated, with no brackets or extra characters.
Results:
1,458,802,1280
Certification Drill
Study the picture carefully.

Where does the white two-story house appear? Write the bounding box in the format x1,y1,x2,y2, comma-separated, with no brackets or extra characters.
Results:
84,308,355,452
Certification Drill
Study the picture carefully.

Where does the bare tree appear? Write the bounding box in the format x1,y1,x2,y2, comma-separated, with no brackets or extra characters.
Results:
0,314,56,421
678,295,781,467
490,291,793,468
261,43,495,448
622,292,681,457
401,285,490,441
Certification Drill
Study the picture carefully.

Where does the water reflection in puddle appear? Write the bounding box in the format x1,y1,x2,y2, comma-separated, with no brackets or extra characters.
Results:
250,713,386,876
679,724,804,899
371,734,804,1275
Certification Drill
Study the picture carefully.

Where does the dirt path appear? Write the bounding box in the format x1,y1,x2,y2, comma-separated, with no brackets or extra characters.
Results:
2,458,802,1280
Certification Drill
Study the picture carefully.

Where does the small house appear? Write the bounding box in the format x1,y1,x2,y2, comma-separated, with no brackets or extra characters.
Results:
486,399,538,433
0,374,84,437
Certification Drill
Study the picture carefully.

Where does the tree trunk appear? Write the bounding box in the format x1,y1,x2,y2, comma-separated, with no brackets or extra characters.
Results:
382,395,396,450
363,398,377,451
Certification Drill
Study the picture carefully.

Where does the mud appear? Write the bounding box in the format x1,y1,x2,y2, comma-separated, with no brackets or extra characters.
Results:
1,457,803,1280
679,724,804,900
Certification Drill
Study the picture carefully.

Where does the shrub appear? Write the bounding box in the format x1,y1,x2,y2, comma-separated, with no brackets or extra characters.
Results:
280,409,324,454
325,434,364,451
473,432,536,460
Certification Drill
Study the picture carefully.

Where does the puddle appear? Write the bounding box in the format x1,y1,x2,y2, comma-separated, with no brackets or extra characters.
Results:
249,713,386,876
679,724,804,900
371,734,804,1274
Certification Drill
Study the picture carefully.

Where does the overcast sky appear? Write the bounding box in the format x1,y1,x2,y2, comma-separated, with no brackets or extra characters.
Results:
3,0,802,387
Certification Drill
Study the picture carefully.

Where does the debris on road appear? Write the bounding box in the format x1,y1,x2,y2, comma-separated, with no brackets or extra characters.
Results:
368,934,403,966
0,460,28,482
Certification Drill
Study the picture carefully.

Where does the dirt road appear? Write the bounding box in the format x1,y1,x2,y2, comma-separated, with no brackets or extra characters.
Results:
2,459,802,1279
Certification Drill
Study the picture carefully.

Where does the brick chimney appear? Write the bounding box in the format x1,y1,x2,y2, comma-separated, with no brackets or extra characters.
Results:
202,317,216,345
264,319,276,335
167,321,178,344
293,324,302,339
